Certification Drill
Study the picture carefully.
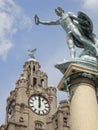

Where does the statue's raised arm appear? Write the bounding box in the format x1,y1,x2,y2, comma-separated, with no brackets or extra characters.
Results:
34,7,79,58
34,14,60,25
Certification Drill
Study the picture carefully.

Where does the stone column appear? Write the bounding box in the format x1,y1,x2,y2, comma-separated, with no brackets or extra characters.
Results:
69,74,98,130
57,64,98,130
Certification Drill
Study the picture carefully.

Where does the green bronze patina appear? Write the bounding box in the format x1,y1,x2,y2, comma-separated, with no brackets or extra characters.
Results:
34,7,98,60
28,49,37,59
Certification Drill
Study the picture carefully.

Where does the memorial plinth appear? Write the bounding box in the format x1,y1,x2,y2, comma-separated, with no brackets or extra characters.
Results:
55,59,98,130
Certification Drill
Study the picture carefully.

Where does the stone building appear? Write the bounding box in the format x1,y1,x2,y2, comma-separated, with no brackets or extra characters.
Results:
0,57,70,130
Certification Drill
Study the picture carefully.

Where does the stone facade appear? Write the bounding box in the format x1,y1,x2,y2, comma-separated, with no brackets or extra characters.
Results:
46,100,70,130
0,58,70,130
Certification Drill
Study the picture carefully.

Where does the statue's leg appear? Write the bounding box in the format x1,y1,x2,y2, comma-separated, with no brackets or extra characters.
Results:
69,24,98,57
67,34,76,59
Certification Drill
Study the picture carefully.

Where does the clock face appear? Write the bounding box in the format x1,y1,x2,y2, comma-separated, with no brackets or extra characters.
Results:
28,94,50,115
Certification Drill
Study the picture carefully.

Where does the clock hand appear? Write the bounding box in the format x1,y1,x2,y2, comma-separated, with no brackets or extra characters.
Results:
38,96,41,108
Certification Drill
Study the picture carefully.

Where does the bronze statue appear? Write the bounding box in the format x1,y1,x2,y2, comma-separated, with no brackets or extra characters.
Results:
34,7,98,59
28,49,37,59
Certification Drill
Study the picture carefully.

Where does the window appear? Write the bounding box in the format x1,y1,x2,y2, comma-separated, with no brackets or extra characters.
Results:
33,78,37,86
63,117,67,127
33,65,36,71
35,123,42,128
19,117,24,123
35,121,44,129
28,65,31,70
41,79,44,87
8,100,16,119
55,119,58,128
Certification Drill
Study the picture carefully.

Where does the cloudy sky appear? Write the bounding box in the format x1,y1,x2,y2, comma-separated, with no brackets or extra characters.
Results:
0,0,98,125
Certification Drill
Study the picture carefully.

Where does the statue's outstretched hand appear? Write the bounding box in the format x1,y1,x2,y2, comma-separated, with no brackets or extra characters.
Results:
34,14,40,25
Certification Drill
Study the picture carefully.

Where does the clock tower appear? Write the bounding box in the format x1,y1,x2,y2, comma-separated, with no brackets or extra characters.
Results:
5,52,57,130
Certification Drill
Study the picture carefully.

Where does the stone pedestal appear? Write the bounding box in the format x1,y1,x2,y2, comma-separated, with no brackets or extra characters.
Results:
57,63,98,130
70,78,98,130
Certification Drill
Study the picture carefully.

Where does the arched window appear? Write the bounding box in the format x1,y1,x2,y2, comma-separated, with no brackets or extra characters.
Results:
55,119,58,128
33,78,37,86
19,117,24,123
33,65,35,71
63,117,67,127
35,123,42,128
35,121,44,129
7,100,16,121
41,79,44,87
28,65,31,70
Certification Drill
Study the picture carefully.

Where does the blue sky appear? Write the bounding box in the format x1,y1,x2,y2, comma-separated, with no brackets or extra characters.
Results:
0,0,98,125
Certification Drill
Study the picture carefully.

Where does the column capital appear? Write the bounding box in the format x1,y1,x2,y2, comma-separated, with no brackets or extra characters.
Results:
65,72,98,92
57,63,98,92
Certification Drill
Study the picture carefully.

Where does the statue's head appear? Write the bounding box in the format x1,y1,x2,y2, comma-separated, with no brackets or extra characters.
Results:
55,7,64,16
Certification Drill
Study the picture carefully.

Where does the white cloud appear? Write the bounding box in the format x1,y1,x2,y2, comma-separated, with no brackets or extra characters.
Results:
0,41,13,60
0,0,32,60
81,0,98,12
